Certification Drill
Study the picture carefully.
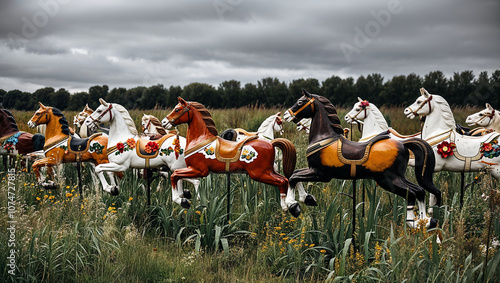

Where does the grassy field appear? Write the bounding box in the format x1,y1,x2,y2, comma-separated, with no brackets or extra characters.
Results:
1,106,499,282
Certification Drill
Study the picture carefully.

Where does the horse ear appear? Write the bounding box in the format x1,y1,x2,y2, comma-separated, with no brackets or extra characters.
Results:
143,113,147,117
420,88,430,98
38,102,46,108
84,104,90,110
99,98,108,106
486,103,493,110
357,97,363,103
276,112,281,116
302,89,312,98
178,97,187,106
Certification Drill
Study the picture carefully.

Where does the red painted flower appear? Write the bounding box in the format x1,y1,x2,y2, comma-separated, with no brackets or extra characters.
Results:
437,141,456,158
145,141,159,153
116,142,125,153
360,100,370,108
480,143,493,152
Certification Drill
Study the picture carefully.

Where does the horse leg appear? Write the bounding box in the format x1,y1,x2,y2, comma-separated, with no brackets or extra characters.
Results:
33,157,58,188
292,168,318,206
95,162,128,195
181,178,200,200
171,167,209,209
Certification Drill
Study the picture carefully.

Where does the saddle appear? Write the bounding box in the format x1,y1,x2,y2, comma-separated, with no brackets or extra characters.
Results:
68,133,103,156
455,123,494,136
388,128,421,139
215,135,259,171
220,129,238,141
337,132,390,177
136,134,175,159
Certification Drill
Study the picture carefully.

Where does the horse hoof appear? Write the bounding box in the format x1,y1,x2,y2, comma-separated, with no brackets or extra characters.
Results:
110,186,119,196
183,189,192,199
428,218,439,229
181,198,191,209
304,194,318,206
42,183,58,190
289,203,301,218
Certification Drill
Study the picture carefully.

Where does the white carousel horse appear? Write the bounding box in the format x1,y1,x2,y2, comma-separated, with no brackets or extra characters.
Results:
141,114,168,137
466,103,500,133
73,104,95,138
84,99,199,208
296,118,311,134
404,88,500,181
345,97,421,142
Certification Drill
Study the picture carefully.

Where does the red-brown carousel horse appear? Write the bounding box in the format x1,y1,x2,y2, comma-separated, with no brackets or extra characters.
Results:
162,97,301,215
0,109,45,167
284,90,440,228
27,102,116,189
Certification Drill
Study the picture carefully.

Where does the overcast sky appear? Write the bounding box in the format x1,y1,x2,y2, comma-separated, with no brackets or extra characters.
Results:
0,0,499,93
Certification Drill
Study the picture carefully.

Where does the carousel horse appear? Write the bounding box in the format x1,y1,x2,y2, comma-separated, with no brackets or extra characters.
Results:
27,102,116,188
84,99,199,208
141,113,168,138
345,98,421,142
404,88,500,179
161,97,302,215
219,112,317,206
296,118,312,134
73,104,96,138
0,109,45,166
466,103,500,133
141,113,201,200
284,90,439,228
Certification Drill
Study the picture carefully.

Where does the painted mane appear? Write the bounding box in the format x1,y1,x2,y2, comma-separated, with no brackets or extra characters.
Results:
191,102,218,136
51,108,71,135
315,95,344,135
113,104,139,135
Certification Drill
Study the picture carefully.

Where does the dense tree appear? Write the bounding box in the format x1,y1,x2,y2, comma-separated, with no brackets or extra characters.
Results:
67,92,89,111
218,80,242,108
423,71,447,95
2,70,499,110
289,78,320,106
88,85,109,109
256,77,289,107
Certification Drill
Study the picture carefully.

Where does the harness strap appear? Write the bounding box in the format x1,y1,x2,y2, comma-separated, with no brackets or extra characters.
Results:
287,98,315,121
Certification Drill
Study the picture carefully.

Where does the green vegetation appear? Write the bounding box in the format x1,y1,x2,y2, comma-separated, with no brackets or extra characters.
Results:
1,108,499,282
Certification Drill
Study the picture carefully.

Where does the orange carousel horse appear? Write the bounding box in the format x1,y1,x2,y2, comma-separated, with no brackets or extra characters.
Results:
162,97,301,215
27,102,117,189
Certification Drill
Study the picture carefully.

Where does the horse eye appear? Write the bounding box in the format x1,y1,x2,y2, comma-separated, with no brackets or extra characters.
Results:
175,108,180,112
355,108,360,111
479,114,483,116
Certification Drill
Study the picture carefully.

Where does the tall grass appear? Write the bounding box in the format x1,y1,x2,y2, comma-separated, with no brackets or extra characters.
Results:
1,106,499,282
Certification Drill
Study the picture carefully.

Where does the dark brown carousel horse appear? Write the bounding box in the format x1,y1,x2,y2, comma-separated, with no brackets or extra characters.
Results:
284,90,440,229
0,109,45,167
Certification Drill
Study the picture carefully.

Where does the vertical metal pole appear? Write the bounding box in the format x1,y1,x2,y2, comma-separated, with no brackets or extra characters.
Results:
147,169,152,206
362,180,366,217
460,172,465,207
76,160,83,198
226,173,231,224
352,179,357,250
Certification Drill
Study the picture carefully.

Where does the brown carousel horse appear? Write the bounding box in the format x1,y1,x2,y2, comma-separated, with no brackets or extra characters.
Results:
0,109,45,167
284,90,440,229
27,102,117,188
162,97,301,215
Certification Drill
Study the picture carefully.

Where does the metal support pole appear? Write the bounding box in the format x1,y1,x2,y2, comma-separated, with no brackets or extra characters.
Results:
76,160,83,198
460,172,465,207
352,179,357,251
226,173,231,224
146,169,152,206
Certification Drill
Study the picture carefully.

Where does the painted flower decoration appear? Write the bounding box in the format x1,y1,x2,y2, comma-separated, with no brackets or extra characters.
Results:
145,141,159,153
116,142,125,153
126,138,136,149
437,141,456,158
480,139,500,159
360,100,370,108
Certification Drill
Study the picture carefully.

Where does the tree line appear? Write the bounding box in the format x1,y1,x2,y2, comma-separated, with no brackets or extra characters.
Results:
1,70,499,111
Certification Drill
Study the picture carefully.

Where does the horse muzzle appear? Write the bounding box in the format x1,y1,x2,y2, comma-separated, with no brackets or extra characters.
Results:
27,121,36,129
162,118,173,129
404,108,416,119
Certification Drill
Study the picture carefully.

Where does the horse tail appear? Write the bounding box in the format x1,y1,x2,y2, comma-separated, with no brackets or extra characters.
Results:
271,138,296,179
31,134,45,151
402,138,441,205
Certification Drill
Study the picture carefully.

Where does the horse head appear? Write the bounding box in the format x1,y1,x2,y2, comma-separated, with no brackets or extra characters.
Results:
404,88,434,119
345,97,370,124
284,89,316,123
466,103,496,127
28,102,51,128
85,98,113,131
73,104,93,127
162,97,191,129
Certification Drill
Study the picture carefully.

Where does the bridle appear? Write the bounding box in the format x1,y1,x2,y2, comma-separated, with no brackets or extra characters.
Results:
143,117,152,133
74,112,90,126
407,95,433,117
347,102,369,122
31,108,49,126
168,102,191,126
474,109,496,125
287,97,315,121
88,104,113,126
